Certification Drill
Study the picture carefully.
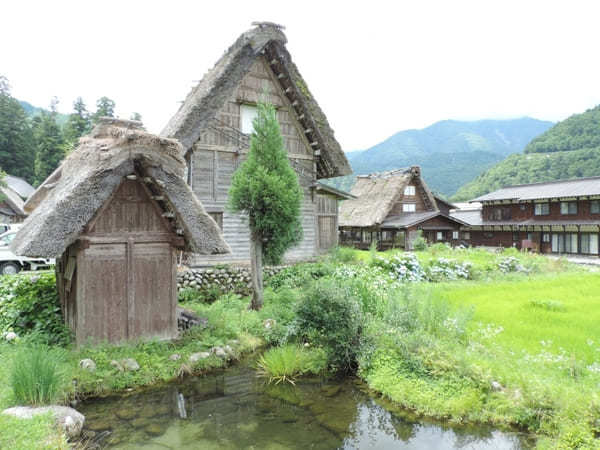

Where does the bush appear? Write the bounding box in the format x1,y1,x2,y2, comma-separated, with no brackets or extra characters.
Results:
426,258,472,281
412,230,427,251
372,253,426,282
266,262,334,290
178,287,203,303
256,344,327,384
0,273,71,346
329,246,358,264
293,279,362,373
10,345,66,405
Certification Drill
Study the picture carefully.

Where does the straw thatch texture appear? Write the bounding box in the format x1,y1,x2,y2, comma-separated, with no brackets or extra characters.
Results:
0,186,25,217
160,23,351,178
11,118,230,258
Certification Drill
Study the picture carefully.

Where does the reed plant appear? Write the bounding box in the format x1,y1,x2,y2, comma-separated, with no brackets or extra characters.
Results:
10,345,65,405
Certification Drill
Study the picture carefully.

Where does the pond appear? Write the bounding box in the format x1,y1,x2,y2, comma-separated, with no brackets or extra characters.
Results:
78,363,533,449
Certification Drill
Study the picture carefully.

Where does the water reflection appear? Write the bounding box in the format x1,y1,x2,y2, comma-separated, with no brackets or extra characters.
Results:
78,365,533,449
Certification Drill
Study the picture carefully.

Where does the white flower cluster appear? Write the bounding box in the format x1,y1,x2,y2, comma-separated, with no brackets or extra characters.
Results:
497,256,526,273
380,254,427,282
426,258,472,281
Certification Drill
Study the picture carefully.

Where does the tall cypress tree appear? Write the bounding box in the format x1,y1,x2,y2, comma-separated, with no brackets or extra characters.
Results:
33,99,65,185
0,76,36,183
92,96,116,124
228,102,303,310
64,97,91,148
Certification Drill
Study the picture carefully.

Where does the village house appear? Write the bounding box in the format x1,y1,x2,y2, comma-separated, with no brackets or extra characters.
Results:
0,175,35,224
161,22,352,265
11,118,229,344
451,176,600,256
339,167,468,250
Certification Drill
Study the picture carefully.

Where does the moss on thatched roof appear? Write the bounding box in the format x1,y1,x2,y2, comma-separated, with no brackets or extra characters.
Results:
11,118,230,258
160,22,351,179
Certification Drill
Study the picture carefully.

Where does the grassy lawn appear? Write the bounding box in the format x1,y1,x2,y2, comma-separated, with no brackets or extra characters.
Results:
431,272,600,362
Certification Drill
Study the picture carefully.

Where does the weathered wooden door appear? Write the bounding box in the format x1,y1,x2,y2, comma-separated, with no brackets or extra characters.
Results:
76,179,177,344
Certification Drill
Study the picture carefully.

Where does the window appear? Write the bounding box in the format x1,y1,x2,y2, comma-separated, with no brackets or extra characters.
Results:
565,233,578,253
208,212,223,230
527,233,533,241
463,232,470,240
404,185,415,196
552,234,563,253
534,203,549,215
381,230,393,241
560,201,577,215
452,231,459,240
520,204,526,211
436,231,444,241
483,232,494,239
512,232,520,242
402,203,416,213
592,201,600,214
581,233,599,254
491,207,511,221
363,231,372,243
240,104,259,134
542,233,550,243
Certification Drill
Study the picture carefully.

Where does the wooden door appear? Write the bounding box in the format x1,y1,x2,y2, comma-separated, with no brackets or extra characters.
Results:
318,216,337,250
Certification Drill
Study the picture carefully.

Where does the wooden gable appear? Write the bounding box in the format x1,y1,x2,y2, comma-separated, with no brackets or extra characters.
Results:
388,174,437,217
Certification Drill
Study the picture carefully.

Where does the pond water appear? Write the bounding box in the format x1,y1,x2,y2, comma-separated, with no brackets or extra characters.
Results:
78,363,533,449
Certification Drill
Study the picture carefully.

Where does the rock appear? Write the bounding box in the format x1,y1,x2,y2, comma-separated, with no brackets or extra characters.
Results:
4,331,17,342
189,352,210,363
2,405,85,438
169,354,182,361
263,318,276,330
223,345,234,356
110,360,124,372
121,358,140,371
211,347,227,358
79,358,96,371
491,381,503,392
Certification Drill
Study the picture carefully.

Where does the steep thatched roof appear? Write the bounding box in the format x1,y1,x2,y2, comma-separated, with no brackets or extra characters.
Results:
339,167,438,227
5,175,34,199
160,22,351,179
0,186,26,217
11,118,230,258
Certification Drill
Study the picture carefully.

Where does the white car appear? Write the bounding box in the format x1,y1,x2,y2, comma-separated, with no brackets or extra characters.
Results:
0,230,54,275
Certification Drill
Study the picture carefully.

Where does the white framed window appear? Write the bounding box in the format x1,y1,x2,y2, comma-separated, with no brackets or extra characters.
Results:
452,231,459,240
463,232,470,240
240,104,259,134
534,203,549,216
402,203,416,213
560,201,577,215
542,233,550,243
436,231,444,241
404,185,415,196
591,200,600,214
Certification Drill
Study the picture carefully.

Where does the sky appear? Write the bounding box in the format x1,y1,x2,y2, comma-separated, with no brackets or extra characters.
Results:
2,0,600,151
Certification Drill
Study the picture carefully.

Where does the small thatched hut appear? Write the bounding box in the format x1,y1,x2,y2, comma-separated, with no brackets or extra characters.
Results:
11,118,229,344
339,167,468,250
161,22,352,265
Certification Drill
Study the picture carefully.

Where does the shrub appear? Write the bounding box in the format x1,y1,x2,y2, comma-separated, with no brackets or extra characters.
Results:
256,344,327,384
426,258,472,281
10,345,66,405
266,262,334,290
293,279,362,373
178,287,203,303
329,246,358,264
497,256,526,273
372,253,426,282
0,273,71,346
412,230,427,251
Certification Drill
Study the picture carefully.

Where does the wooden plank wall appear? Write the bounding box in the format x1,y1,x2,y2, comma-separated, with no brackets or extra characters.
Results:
189,57,319,266
317,193,338,251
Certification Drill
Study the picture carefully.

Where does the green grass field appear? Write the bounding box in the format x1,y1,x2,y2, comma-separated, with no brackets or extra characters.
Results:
430,272,600,362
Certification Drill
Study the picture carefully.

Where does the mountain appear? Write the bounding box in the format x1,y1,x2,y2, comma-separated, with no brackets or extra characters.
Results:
453,105,600,201
18,100,69,126
325,118,553,196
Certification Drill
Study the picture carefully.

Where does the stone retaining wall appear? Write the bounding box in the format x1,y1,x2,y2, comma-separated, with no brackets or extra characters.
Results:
177,266,287,297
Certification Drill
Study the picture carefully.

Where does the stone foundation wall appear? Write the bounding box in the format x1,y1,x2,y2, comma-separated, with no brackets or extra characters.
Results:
177,266,287,296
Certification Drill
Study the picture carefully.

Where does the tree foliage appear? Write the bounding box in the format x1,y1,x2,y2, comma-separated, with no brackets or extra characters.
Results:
453,104,600,201
92,96,116,123
229,102,303,265
0,76,36,183
33,107,65,186
63,97,91,148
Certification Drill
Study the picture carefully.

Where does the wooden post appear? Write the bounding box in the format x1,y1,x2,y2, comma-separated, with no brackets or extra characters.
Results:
250,234,264,310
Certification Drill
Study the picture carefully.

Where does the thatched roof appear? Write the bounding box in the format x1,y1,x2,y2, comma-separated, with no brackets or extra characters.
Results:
11,118,230,258
5,175,34,199
339,167,438,227
160,22,351,179
0,185,26,217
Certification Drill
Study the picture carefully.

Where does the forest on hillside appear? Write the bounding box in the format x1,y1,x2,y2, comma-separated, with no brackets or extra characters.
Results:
0,75,141,186
453,105,600,201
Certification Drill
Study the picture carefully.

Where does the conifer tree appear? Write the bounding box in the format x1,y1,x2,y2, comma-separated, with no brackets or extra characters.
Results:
0,76,36,183
228,103,303,310
92,96,116,123
33,99,65,185
64,97,91,147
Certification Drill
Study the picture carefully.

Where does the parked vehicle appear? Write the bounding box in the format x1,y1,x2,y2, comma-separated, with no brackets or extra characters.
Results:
0,230,54,275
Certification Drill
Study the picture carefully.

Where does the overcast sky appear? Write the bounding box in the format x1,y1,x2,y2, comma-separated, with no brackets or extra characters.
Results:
3,0,600,151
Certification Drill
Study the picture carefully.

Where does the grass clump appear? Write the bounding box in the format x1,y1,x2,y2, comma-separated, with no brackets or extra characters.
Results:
10,344,65,405
256,344,327,384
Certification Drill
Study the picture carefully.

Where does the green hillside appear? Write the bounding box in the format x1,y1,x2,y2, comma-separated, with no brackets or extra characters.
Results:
453,105,600,201
324,118,553,196
19,100,69,126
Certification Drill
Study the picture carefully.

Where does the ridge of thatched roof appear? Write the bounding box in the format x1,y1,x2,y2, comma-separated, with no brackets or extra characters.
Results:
11,118,230,258
339,167,438,227
160,22,351,179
